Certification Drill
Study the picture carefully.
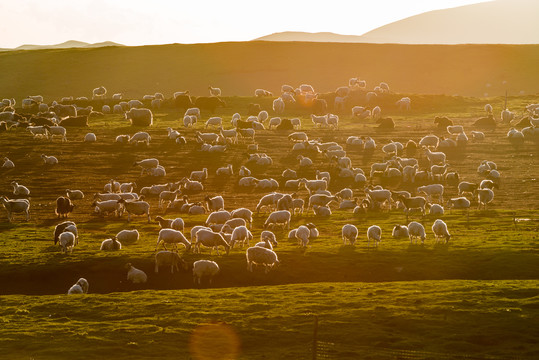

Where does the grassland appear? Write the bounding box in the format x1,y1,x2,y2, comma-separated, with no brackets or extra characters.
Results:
0,42,538,100
0,92,538,358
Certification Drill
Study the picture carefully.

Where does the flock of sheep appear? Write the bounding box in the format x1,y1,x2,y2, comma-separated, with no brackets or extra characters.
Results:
1,80,538,295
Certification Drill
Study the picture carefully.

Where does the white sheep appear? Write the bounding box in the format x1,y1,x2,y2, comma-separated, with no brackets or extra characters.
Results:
41,154,58,165
185,107,201,119
92,199,122,217
246,246,279,273
312,205,332,217
2,157,14,169
125,108,153,126
11,181,30,196
126,263,147,284
129,131,151,146
407,221,426,244
117,199,150,222
432,219,451,244
155,228,191,252
428,204,444,216
424,148,446,166
417,184,444,204
205,210,232,226
311,114,328,127
58,231,76,253
100,235,122,250
230,225,253,248
209,85,222,96
477,188,494,210
0,196,30,222
392,224,409,239
342,224,358,245
193,260,220,285
273,97,285,114
216,164,233,176
116,229,139,243
205,116,222,129
83,133,96,143
264,210,291,230
367,225,382,248
194,229,230,255
133,158,159,175
231,208,253,229
67,278,89,294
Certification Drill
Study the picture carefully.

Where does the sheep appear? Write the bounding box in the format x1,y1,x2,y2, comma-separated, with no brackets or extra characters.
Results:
246,246,279,273
208,85,222,96
204,195,225,213
145,165,167,177
82,132,97,143
364,188,392,210
257,230,278,249
155,228,191,252
100,236,122,250
342,224,358,245
272,97,285,114
428,204,444,216
194,229,230,255
193,260,220,285
446,197,471,211
501,108,515,123
0,196,30,222
126,263,147,284
115,134,130,143
458,181,478,197
28,125,49,139
55,196,75,218
125,108,153,126
263,210,291,230
42,125,67,142
92,199,122,217
477,188,495,210
367,225,382,248
129,131,151,146
58,231,76,253
155,216,185,232
479,179,496,190
205,210,232,227
119,182,136,194
231,208,253,229
10,181,30,196
313,205,332,217
158,189,181,209
230,225,253,248
407,221,426,244
288,132,308,142
133,158,159,175
155,251,188,273
67,278,89,294
311,114,328,127
2,157,14,169
189,168,208,182
116,229,139,243
424,148,446,166
117,199,151,222
432,219,451,244
417,184,444,204
299,178,328,194
308,194,337,211
392,225,409,239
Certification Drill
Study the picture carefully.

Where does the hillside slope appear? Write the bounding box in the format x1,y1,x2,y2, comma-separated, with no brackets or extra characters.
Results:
0,42,537,100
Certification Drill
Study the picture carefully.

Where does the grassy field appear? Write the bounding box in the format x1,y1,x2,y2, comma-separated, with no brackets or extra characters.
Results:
0,92,538,358
0,42,538,100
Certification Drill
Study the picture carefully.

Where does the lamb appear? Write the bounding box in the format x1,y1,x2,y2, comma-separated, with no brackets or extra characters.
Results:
299,178,328,194
264,210,291,230
477,188,494,210
257,230,278,249
424,148,446,166
129,131,151,146
190,168,208,182
115,134,130,143
364,188,392,210
195,131,220,144
193,260,220,285
194,229,230,255
28,126,48,139
205,195,225,212
185,107,201,119
67,278,89,294
342,224,359,245
308,194,338,211
231,208,253,229
100,236,122,250
155,216,185,231
58,231,76,253
10,181,30,196
396,195,427,215
42,125,67,142
458,181,478,197
407,221,426,244
432,219,451,243
154,251,187,274
311,114,328,127
246,246,279,273
392,225,409,239
119,182,136,193
417,184,444,204
116,229,139,243
55,196,75,218
0,196,30,222
156,228,191,251
367,225,382,248
125,108,153,126
126,263,147,284
446,197,471,211
117,199,151,222
230,225,253,248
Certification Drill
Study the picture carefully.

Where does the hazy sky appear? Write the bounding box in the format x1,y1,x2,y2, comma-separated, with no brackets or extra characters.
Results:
0,0,491,48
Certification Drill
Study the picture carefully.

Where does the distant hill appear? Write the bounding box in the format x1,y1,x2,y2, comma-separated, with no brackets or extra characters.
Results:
1,40,124,51
0,42,537,100
255,0,539,44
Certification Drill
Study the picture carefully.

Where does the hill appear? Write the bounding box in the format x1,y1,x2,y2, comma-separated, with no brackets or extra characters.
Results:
0,42,537,100
2,40,124,51
256,0,539,45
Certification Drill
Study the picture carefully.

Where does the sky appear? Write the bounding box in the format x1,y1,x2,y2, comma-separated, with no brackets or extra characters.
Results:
0,0,492,48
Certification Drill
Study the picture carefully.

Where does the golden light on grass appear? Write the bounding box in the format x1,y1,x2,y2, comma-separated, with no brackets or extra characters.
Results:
189,322,240,360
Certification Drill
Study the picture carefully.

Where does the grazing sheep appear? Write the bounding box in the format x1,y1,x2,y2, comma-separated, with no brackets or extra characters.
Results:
246,246,279,273
407,221,426,244
67,278,89,294
84,133,97,142
126,263,147,284
155,228,191,252
0,196,30,222
230,225,253,248
116,229,139,243
92,199,122,217
477,188,495,210
428,204,445,216
231,208,253,229
342,224,358,245
432,219,451,244
313,205,332,217
155,251,187,274
417,184,444,204
100,236,122,250
194,229,230,255
133,158,159,175
193,260,220,285
41,154,58,165
117,199,151,222
263,210,291,230
392,225,409,239
205,210,232,227
367,225,382,248
58,231,76,253
155,216,185,232
125,108,153,126
53,221,76,244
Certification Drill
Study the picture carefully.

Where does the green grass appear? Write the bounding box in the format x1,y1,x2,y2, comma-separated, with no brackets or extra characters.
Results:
1,280,538,359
